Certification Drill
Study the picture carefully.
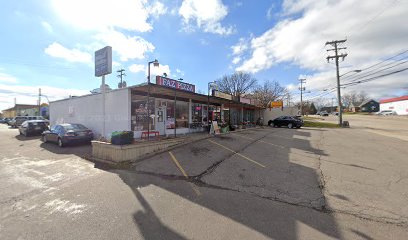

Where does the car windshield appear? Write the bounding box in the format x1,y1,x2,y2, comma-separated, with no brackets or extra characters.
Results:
62,124,87,130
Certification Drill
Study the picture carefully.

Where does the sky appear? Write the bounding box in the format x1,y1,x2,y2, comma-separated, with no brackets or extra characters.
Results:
1,0,408,111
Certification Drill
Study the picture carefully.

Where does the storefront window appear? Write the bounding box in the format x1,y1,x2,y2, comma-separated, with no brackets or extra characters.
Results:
176,101,189,128
166,101,175,129
131,99,155,131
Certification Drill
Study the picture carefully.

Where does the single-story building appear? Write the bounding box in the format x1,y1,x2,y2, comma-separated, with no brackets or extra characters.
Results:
349,99,379,113
2,104,39,118
380,95,408,115
50,77,262,139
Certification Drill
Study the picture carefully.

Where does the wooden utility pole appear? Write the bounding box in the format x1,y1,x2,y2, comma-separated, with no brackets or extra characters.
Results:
116,69,126,88
299,79,306,115
326,39,347,126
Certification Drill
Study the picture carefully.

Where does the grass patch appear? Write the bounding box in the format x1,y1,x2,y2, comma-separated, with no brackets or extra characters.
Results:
303,121,340,128
303,116,324,120
343,112,371,115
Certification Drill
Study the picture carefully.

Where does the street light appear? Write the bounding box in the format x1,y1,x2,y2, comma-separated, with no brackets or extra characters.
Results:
207,81,217,130
147,59,159,140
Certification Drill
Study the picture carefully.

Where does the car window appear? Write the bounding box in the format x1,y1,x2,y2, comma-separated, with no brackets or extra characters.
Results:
63,124,87,130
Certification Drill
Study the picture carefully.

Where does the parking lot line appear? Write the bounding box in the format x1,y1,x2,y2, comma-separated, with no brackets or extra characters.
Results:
231,132,285,149
168,151,201,196
207,140,266,168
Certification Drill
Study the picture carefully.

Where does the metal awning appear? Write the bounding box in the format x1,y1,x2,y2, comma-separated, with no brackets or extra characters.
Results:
130,83,261,110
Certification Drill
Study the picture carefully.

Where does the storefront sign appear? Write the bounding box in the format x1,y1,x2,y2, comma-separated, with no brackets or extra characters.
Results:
95,46,112,77
156,76,195,93
270,101,283,108
240,97,251,104
212,90,232,100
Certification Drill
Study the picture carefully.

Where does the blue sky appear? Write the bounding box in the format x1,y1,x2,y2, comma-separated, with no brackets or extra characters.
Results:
1,0,407,111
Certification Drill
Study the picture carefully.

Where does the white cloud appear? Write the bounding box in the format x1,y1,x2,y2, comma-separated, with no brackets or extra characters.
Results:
179,0,235,35
231,37,248,55
0,71,18,83
232,57,241,64
112,61,121,67
234,0,408,97
0,84,89,111
51,0,166,32
150,64,171,76
95,30,155,61
44,42,92,63
41,21,53,33
129,64,145,73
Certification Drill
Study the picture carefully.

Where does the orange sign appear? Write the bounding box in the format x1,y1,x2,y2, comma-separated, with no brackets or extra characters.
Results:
270,101,283,108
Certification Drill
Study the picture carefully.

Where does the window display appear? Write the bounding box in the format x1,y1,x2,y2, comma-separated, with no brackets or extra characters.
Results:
131,99,154,131
176,101,189,128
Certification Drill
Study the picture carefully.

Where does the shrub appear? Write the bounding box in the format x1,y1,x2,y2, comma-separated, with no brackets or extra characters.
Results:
111,131,134,145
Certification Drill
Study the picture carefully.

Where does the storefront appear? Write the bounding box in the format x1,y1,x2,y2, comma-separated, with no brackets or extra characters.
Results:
50,76,261,139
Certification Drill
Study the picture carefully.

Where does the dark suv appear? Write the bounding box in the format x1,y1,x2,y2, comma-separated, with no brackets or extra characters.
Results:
19,120,49,137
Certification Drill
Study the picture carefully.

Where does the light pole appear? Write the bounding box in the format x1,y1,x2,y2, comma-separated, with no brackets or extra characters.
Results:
207,81,217,131
147,59,159,140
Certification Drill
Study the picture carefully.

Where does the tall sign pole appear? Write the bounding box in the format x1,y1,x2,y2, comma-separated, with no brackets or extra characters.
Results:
95,46,112,138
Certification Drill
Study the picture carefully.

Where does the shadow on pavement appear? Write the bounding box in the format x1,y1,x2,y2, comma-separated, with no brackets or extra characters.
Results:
100,128,344,239
14,134,42,141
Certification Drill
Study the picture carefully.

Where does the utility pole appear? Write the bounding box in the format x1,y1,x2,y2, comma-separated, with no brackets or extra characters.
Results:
299,78,306,115
326,39,347,126
116,69,126,88
38,88,41,116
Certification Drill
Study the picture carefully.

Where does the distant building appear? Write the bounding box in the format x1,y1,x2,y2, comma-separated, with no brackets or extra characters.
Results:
349,100,379,113
2,104,39,118
380,95,408,115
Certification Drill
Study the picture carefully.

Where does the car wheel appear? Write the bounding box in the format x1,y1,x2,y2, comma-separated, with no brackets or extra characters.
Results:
288,123,293,129
296,126,301,129
58,138,64,148
270,122,275,128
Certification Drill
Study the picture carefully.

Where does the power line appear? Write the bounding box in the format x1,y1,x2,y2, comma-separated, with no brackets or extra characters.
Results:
341,67,408,88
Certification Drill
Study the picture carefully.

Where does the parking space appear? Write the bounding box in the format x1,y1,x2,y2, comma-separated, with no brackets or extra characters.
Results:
133,127,326,209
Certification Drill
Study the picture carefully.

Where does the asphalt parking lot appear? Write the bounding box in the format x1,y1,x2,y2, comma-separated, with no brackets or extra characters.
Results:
1,122,408,239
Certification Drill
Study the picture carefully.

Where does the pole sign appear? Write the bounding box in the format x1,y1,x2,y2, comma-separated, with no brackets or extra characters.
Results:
156,76,195,93
95,46,112,77
270,101,283,108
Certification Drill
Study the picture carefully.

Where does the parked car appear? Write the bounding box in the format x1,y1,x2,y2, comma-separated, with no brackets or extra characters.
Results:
268,116,304,129
10,116,47,128
19,120,49,137
376,110,397,116
0,118,6,124
319,111,329,116
42,123,94,147
332,112,339,116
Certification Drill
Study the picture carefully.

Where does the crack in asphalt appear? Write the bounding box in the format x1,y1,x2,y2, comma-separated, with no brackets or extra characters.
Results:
315,130,328,211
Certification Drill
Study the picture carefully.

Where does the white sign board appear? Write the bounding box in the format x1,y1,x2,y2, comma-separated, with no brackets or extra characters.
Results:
95,46,112,77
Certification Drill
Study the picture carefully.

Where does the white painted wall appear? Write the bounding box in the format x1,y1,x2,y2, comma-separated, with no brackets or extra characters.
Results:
380,100,408,115
261,107,299,125
50,88,131,138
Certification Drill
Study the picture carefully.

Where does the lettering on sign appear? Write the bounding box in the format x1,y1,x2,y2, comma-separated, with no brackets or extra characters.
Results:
156,76,195,93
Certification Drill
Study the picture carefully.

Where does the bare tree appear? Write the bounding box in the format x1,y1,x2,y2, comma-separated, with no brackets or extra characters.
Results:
251,80,287,108
216,72,257,96
357,91,368,102
342,91,368,107
341,91,358,108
